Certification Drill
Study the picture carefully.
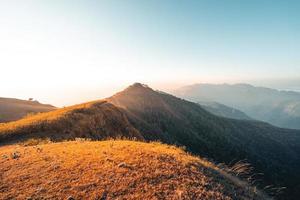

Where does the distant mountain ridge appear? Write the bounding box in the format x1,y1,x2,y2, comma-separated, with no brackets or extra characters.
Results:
198,101,252,120
174,83,300,129
0,97,56,122
0,83,300,199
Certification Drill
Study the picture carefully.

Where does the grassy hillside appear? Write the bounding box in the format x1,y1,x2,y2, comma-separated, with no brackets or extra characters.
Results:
0,100,142,143
0,140,267,200
0,97,55,122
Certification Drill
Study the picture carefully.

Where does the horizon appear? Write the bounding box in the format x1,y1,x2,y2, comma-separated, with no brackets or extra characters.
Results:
2,81,300,107
0,0,299,106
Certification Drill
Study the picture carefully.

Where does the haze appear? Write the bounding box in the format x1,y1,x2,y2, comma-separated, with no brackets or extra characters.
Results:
0,0,299,106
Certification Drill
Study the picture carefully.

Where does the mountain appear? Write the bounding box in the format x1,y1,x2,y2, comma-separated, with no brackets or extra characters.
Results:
198,101,252,120
173,83,300,129
108,83,300,200
1,83,300,199
0,140,267,199
0,97,56,122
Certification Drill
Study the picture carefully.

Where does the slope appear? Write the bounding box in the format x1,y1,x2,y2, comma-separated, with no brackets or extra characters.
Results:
0,97,56,122
0,140,267,200
0,100,142,143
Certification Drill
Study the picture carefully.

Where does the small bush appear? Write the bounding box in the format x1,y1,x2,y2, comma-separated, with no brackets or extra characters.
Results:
21,138,51,146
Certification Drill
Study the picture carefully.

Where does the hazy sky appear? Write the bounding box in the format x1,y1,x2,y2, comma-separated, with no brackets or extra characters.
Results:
0,0,299,106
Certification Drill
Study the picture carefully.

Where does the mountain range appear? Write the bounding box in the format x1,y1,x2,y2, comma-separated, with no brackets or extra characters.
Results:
0,83,300,199
174,83,300,130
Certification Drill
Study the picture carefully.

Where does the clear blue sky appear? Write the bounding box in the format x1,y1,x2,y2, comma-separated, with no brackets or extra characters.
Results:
0,0,299,106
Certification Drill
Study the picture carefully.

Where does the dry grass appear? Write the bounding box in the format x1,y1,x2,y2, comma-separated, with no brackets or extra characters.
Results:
0,100,101,133
0,140,267,200
21,138,52,147
0,101,142,142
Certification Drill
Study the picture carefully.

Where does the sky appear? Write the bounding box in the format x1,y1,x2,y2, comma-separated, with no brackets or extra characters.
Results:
0,0,299,106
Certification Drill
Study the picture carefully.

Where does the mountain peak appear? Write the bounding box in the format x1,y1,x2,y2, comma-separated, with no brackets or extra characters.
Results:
125,82,151,91
108,83,176,117
112,83,154,97
131,82,149,88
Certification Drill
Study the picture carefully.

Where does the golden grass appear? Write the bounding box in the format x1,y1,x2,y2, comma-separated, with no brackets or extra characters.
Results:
0,140,267,199
0,100,102,133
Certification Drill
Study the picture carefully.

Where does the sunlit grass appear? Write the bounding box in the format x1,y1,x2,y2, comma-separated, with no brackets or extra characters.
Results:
0,140,267,199
0,100,104,133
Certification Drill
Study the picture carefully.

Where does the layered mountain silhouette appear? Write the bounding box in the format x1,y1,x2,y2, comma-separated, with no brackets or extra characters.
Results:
174,83,300,130
198,101,252,120
1,83,300,199
0,97,55,122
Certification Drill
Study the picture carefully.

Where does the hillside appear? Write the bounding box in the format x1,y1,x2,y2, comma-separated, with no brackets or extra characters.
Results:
198,101,252,120
0,100,142,143
0,97,55,122
173,83,300,129
1,83,300,199
0,140,266,200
